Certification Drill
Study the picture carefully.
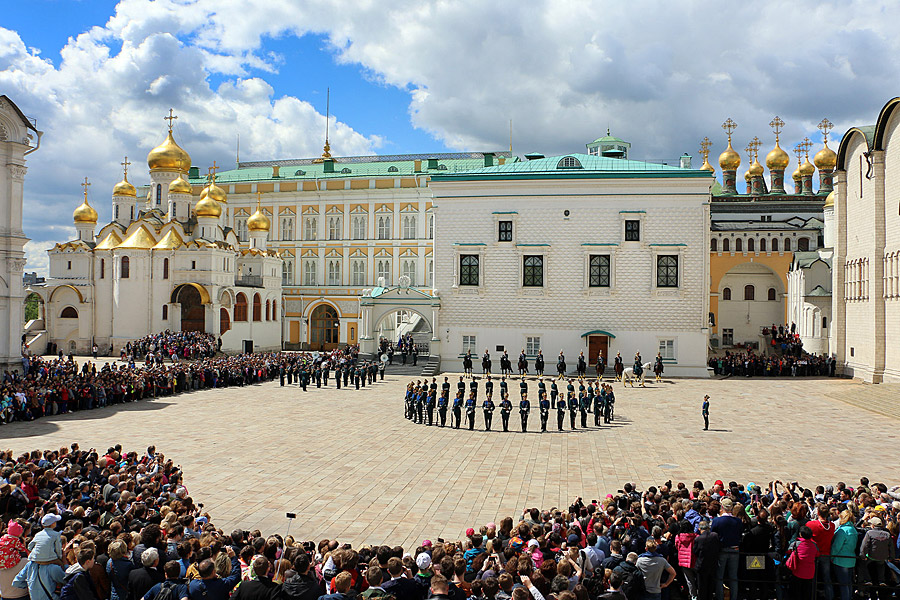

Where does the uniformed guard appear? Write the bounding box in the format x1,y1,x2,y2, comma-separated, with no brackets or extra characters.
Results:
567,384,578,429
519,377,528,400
593,382,603,426
437,388,448,427
335,365,342,389
426,388,436,426
579,388,589,428
430,377,438,399
519,394,530,432
442,376,451,401
577,352,586,380
279,365,285,386
405,382,414,420
500,393,512,432
654,352,664,381
465,392,477,430
535,350,545,376
452,390,463,428
469,377,478,401
315,365,322,388
354,366,360,390
557,351,566,379
457,375,466,400
485,375,494,399
463,350,473,378
539,391,550,432
518,349,528,376
501,351,511,376
596,353,605,380
343,366,350,387
499,376,508,400
537,378,547,406
604,383,615,423
550,379,559,409
300,367,308,392
483,394,495,431
614,352,624,381
323,363,330,386
556,394,566,431
482,349,492,376
416,384,426,424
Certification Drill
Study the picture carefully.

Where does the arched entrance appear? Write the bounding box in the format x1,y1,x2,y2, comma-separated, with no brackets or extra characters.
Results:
220,308,231,335
375,308,432,355
176,285,206,332
309,304,339,350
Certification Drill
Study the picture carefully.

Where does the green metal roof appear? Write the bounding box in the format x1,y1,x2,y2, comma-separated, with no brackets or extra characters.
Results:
430,153,713,182
590,135,627,144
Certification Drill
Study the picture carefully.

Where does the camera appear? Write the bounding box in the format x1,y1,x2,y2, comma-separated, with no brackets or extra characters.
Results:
198,503,204,509
286,512,297,519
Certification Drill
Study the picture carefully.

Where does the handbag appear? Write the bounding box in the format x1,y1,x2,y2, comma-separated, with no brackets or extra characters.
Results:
784,547,799,573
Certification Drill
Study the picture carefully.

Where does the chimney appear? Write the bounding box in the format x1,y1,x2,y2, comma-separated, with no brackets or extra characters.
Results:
483,153,495,167
414,159,422,172
323,158,335,173
272,165,280,178
680,154,692,169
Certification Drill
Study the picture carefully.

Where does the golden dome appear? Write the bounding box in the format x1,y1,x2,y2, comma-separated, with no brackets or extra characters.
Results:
247,208,270,232
147,131,191,173
744,170,752,183
824,190,834,208
748,159,764,177
168,175,193,195
792,166,802,181
73,198,98,223
718,141,741,170
200,181,227,204
814,143,837,170
700,158,715,173
194,196,222,218
766,143,790,170
799,158,816,177
112,177,136,197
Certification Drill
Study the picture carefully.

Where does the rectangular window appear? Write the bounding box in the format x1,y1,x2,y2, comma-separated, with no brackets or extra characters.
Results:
462,335,477,354
402,215,417,239
658,339,675,360
327,260,341,286
498,221,513,242
656,255,678,287
459,254,479,286
352,216,366,240
351,260,366,286
328,217,342,240
523,255,543,287
401,259,417,286
304,217,318,240
722,329,734,347
625,220,640,241
376,259,391,285
525,336,541,355
303,261,317,286
281,217,293,241
589,255,610,287
377,216,391,240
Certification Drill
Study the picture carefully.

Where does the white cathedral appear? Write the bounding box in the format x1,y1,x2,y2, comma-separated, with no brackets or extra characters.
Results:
35,114,283,355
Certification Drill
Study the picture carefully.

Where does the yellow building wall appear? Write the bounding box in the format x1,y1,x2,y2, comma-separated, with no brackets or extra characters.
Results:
709,251,792,334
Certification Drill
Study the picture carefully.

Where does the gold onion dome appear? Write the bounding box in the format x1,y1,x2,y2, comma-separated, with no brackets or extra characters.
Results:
792,165,802,181
700,158,715,173
824,190,835,208
766,143,790,170
718,142,741,170
73,198,98,223
247,208,270,232
744,170,752,183
194,196,221,218
147,131,191,173
112,177,136,197
200,181,227,203
748,159,765,177
799,158,816,177
168,174,192,195
814,144,837,170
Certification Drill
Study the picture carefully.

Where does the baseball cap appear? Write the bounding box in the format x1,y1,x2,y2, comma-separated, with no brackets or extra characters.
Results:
527,539,539,548
870,517,883,527
486,522,496,530
566,533,580,546
422,540,432,547
721,498,734,511
465,528,475,537
416,552,432,570
41,513,62,527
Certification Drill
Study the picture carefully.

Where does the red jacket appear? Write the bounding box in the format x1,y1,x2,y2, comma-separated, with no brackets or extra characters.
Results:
674,533,696,568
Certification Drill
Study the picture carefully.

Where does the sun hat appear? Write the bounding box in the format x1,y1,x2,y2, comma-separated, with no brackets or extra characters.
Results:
721,498,734,511
870,517,883,527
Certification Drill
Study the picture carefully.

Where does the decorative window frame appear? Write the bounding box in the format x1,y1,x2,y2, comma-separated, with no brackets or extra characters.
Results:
620,210,646,246
492,211,518,245
517,244,549,296
452,243,486,295
657,338,677,362
581,243,618,297
650,244,686,298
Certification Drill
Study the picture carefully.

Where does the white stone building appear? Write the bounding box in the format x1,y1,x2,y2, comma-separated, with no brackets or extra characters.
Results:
32,119,282,355
0,96,40,371
786,249,833,356
425,153,713,377
832,96,900,382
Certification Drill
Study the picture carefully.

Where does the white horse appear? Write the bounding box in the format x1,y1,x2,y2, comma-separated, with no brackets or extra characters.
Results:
622,362,652,387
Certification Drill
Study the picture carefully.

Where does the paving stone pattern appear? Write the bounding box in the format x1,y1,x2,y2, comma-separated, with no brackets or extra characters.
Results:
3,372,896,550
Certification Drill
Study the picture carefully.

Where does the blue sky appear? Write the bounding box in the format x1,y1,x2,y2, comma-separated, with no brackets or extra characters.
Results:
3,0,900,274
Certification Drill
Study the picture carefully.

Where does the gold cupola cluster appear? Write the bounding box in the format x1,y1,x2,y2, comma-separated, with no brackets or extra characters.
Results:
195,162,226,218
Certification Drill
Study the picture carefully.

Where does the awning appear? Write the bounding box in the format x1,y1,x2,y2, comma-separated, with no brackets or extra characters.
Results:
581,330,616,339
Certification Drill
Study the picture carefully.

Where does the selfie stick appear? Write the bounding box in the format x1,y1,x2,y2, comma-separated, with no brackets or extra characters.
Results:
274,512,296,581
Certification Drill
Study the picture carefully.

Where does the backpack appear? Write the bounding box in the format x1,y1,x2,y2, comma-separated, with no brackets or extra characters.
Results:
155,582,179,600
60,571,87,600
615,563,645,600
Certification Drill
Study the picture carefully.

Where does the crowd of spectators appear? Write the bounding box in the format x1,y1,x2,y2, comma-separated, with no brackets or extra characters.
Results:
120,332,220,364
761,325,803,358
1,444,898,600
708,352,836,377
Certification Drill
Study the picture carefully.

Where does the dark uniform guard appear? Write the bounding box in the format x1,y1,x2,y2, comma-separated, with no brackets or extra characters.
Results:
519,394,530,432
442,376,451,401
593,383,603,426
335,365,342,389
452,391,463,428
557,352,566,379
500,394,512,432
416,385,426,424
483,395,495,431
535,350,545,376
577,352,586,379
437,388,448,427
519,378,528,400
567,382,577,429
465,392,477,430
550,380,558,409
556,394,566,431
469,377,478,401
484,376,493,400
604,384,615,423
596,353,605,380
579,388,589,427
537,378,547,406
425,388,435,426
539,392,550,432
405,382,414,420
482,350,492,376
614,352,624,381
457,376,466,402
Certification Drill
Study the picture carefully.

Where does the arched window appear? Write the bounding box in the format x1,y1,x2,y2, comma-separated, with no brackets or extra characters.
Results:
162,305,168,320
272,301,277,320
759,238,767,252
798,237,810,251
771,238,779,252
100,258,105,279
265,300,270,321
768,287,777,301
115,205,119,219
744,285,755,301
402,215,417,239
387,166,398,173
747,238,755,252
722,287,731,300
310,304,339,346
156,185,162,205
710,238,717,252
252,293,262,321
783,238,791,251
735,238,743,252
60,306,78,319
121,256,130,278
722,238,730,252
557,156,582,169
220,308,231,334
163,257,169,279
377,216,391,239
234,293,248,321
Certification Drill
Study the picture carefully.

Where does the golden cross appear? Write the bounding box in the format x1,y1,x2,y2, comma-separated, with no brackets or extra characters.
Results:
256,190,263,209
121,156,131,179
81,177,90,198
770,116,785,142
817,118,834,144
207,161,219,183
749,136,761,161
699,136,712,160
800,137,813,158
721,118,737,142
164,108,178,131
744,142,755,162
793,142,805,162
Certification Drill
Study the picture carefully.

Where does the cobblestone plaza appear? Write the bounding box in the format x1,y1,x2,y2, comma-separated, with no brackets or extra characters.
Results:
4,370,897,549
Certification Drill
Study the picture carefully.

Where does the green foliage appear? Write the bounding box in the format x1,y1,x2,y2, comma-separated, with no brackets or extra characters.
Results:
25,293,41,321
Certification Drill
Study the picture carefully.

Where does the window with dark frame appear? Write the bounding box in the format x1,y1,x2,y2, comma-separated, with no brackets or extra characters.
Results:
460,255,479,286
625,220,640,241
656,255,678,287
498,221,513,242
523,255,543,287
589,255,610,287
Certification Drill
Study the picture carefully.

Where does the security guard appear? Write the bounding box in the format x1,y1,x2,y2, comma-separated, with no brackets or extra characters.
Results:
452,390,463,428
442,376,451,400
579,388,589,428
538,378,547,406
457,376,466,400
500,393,512,432
605,384,615,423
469,377,478,402
425,388,436,426
519,377,528,400
438,388,448,427
483,394,495,431
465,392,477,430
539,391,550,432
519,393,530,432
499,376,508,400
593,382,603,426
416,384,426,424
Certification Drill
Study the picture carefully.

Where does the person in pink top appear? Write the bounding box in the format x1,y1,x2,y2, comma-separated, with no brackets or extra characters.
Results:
673,520,697,600
788,526,819,600
806,504,835,600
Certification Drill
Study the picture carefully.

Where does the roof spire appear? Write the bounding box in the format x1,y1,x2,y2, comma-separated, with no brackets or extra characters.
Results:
314,88,334,163
121,156,131,181
81,176,91,200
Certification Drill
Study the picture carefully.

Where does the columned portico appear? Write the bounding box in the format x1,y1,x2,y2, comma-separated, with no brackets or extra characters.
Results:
358,285,441,358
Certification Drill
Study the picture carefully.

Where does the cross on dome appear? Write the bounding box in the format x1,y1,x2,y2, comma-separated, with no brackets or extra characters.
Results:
817,118,834,144
81,177,90,197
699,136,712,161
769,116,785,142
164,109,178,131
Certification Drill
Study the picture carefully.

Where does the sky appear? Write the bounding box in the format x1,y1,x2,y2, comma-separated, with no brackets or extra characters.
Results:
3,0,900,275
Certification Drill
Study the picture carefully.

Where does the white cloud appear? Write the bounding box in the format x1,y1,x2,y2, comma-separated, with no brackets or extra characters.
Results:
7,0,900,275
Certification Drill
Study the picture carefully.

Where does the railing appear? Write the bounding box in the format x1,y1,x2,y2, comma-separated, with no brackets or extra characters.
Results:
234,275,263,288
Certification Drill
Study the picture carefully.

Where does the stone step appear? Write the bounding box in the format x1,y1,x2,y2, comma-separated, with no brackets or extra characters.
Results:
825,383,900,420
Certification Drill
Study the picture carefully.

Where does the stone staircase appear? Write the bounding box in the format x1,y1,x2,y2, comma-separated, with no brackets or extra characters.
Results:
421,355,441,377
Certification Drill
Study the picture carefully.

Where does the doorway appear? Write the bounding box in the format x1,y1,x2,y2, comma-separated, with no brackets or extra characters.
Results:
587,335,609,366
309,304,340,350
177,285,205,332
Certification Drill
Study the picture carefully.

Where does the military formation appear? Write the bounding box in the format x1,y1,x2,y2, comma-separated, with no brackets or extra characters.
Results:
278,353,385,391
403,374,616,433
